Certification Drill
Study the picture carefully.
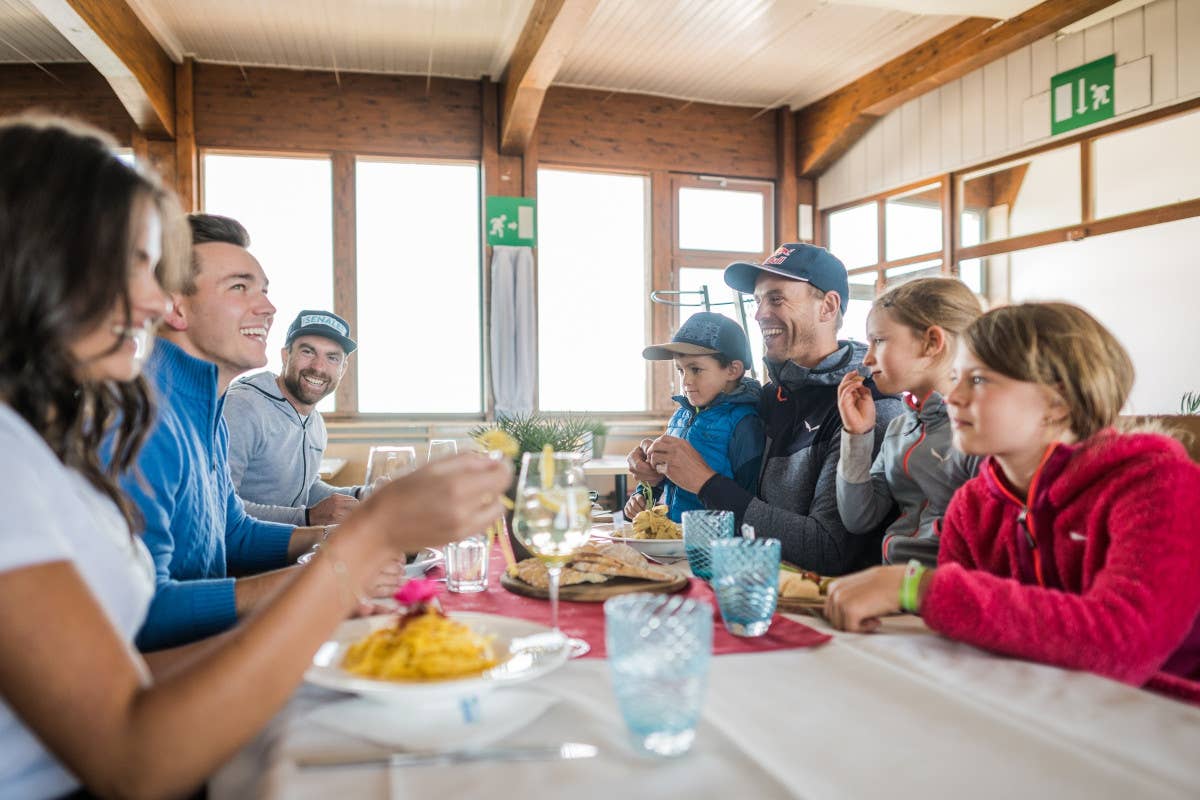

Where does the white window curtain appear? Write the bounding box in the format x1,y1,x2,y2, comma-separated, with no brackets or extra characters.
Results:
489,245,536,416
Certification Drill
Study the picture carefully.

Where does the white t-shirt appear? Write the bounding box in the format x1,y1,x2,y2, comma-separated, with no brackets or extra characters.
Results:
0,404,155,799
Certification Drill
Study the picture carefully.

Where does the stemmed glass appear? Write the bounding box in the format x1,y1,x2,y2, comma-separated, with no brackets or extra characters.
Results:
426,439,458,462
511,450,592,657
364,445,417,496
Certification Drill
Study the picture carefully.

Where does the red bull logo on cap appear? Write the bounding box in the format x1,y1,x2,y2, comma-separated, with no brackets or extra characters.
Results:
762,246,794,266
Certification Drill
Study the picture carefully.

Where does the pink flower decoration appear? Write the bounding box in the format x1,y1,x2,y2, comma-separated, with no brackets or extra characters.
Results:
394,578,441,606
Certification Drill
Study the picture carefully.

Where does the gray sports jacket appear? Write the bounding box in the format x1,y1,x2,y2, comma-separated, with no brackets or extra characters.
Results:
223,371,359,525
837,392,979,566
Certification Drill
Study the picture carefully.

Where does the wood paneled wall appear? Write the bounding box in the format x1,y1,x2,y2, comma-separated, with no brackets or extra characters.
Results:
537,86,777,178
0,63,135,141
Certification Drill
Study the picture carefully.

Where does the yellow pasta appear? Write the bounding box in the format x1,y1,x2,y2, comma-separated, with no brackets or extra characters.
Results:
341,609,499,681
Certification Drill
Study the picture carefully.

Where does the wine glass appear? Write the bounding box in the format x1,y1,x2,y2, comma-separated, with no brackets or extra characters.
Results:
364,445,417,495
511,450,592,657
426,439,458,462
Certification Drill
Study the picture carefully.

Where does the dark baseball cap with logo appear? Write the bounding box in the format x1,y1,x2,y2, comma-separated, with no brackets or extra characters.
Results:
285,310,357,354
642,312,754,369
724,243,850,315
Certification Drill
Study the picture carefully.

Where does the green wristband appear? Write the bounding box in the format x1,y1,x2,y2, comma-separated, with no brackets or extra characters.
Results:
900,558,927,613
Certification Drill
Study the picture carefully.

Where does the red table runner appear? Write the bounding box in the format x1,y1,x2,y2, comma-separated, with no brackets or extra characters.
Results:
430,546,830,659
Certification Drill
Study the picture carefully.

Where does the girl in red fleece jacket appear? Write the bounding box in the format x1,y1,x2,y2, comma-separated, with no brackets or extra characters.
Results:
825,302,1200,702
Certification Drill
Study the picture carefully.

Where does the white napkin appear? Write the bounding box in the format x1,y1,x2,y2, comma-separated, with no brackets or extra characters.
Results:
304,688,557,751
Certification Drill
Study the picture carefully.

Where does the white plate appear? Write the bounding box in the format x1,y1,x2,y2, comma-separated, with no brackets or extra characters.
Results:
298,546,442,579
305,612,570,704
590,523,686,558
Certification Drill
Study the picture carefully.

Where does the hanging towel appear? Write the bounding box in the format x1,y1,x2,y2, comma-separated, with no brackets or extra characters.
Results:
490,245,536,416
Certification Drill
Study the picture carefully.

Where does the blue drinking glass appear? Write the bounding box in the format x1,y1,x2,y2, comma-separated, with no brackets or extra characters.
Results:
709,538,781,637
604,593,713,757
682,509,735,580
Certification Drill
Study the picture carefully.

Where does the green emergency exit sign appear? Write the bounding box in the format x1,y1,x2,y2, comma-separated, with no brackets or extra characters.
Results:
1051,55,1115,136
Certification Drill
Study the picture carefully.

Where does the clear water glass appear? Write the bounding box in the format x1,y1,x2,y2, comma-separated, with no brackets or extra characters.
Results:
710,538,781,637
682,509,735,580
363,445,417,497
444,535,489,593
426,439,458,462
605,593,713,757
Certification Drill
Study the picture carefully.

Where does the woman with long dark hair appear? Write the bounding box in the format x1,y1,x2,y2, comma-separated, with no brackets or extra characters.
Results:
0,115,510,798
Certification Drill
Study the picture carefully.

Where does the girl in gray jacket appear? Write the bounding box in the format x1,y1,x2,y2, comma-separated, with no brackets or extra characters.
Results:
836,278,983,566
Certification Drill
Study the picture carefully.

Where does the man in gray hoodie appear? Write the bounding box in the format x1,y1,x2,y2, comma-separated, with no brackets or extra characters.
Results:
637,244,902,575
224,310,363,526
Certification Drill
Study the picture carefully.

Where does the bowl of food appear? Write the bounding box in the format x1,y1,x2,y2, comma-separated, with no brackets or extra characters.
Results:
592,504,685,558
305,609,569,703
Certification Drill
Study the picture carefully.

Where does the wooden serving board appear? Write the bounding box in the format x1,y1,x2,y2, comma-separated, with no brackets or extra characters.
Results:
776,595,827,616
500,572,689,603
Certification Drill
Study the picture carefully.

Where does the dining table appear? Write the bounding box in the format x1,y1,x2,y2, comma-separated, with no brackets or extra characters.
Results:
211,556,1200,800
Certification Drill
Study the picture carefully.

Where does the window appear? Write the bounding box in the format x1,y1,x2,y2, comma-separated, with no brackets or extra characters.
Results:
885,184,941,260
826,202,878,270
958,145,1081,245
1092,108,1200,219
677,267,763,376
201,153,335,409
844,271,877,343
677,186,766,253
355,159,481,414
537,169,649,412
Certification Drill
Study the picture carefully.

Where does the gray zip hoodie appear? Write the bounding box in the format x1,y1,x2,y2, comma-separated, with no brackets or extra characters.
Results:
837,391,979,565
223,371,359,525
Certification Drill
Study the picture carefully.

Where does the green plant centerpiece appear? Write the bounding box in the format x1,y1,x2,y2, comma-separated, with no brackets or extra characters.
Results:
1181,391,1200,415
470,414,593,563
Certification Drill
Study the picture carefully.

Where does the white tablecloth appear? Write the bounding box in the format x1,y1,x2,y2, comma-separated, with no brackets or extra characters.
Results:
212,612,1200,799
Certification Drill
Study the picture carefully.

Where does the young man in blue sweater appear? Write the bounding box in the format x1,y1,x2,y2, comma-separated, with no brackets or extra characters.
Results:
123,215,379,650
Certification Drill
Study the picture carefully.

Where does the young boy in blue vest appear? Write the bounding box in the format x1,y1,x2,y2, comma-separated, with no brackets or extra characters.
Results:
623,312,765,523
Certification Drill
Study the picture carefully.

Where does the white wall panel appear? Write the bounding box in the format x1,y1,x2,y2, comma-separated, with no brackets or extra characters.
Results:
865,121,885,191
882,110,902,189
847,135,868,200
1114,57,1153,116
939,81,962,170
1146,0,1178,104
900,98,921,182
1056,30,1084,71
1179,0,1200,97
1030,35,1057,92
1021,91,1050,143
920,91,941,176
1084,20,1114,62
961,68,984,163
983,60,1008,154
1006,48,1030,158
1113,7,1145,64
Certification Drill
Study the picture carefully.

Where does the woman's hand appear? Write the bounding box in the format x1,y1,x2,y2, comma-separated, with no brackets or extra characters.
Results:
837,372,876,436
361,453,512,554
823,565,908,632
646,435,717,494
627,438,664,485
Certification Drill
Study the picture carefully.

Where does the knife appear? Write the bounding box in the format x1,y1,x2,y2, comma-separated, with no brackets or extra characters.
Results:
297,743,599,769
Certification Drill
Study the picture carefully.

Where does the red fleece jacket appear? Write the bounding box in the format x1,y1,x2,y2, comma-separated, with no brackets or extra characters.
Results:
922,431,1200,702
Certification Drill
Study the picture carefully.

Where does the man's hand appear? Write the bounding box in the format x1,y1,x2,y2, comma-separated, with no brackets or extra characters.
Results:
308,492,359,525
627,438,663,485
646,435,717,494
823,565,908,633
623,492,647,519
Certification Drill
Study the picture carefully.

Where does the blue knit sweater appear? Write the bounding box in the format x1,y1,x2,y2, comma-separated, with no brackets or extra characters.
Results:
123,339,294,650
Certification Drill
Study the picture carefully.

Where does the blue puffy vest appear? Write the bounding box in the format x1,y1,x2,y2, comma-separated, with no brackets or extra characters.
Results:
661,396,758,522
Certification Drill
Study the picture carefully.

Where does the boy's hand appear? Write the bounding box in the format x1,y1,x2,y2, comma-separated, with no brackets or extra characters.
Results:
646,435,717,494
837,372,876,436
627,438,663,485
623,492,647,519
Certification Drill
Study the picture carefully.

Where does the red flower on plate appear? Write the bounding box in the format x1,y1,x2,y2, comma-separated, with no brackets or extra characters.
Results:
394,578,441,606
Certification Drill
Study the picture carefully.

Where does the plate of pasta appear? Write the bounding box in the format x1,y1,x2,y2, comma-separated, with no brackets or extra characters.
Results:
306,611,570,703
590,519,685,558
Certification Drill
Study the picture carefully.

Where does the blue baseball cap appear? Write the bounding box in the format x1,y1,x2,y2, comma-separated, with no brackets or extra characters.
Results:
724,244,849,315
285,310,357,354
642,312,754,369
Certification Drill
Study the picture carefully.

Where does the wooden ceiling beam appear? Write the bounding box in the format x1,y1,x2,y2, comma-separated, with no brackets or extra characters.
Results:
499,0,599,156
30,0,176,137
794,0,1123,178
